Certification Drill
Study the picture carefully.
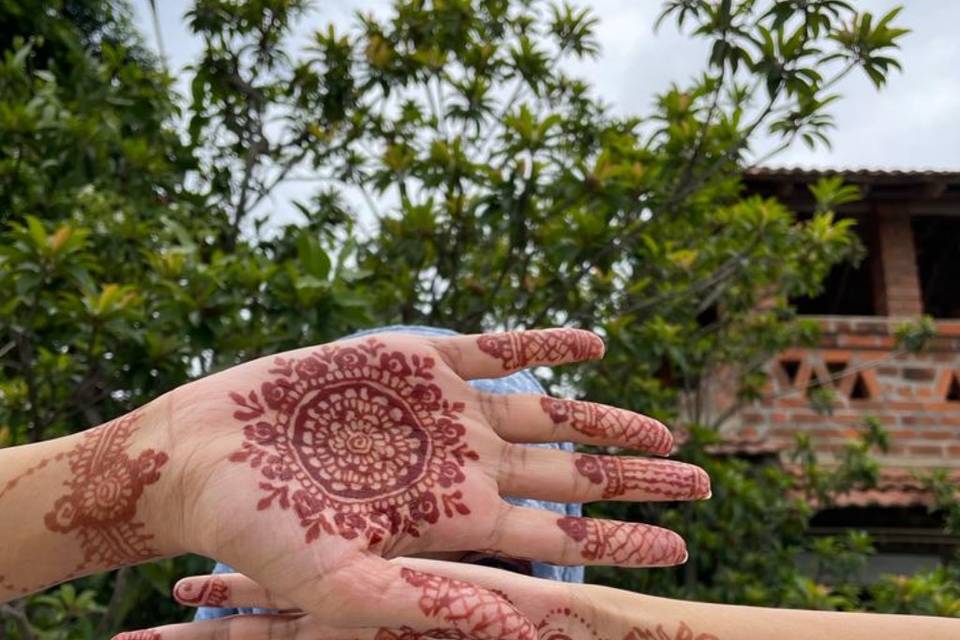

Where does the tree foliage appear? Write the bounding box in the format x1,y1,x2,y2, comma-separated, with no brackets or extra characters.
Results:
3,1,957,638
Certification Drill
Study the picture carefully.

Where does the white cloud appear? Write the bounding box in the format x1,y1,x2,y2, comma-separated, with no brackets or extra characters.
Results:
133,0,960,172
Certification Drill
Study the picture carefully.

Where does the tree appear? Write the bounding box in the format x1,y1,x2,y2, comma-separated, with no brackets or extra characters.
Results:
1,1,372,636
4,0,955,637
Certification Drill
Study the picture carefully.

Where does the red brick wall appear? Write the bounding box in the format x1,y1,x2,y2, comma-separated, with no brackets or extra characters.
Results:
735,317,960,468
874,208,924,316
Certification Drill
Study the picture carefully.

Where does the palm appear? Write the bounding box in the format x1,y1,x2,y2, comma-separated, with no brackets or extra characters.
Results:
170,329,708,634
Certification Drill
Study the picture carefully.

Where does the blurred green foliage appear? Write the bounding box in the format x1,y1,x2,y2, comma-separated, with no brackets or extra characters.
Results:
1,0,956,637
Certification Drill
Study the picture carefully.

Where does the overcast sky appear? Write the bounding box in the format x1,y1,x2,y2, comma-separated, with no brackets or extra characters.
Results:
133,0,960,171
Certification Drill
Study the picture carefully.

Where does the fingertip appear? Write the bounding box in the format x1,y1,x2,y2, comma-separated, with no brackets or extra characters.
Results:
587,331,606,360
651,420,675,456
692,466,712,500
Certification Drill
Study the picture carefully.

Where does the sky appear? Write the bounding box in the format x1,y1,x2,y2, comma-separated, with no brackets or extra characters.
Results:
132,0,960,172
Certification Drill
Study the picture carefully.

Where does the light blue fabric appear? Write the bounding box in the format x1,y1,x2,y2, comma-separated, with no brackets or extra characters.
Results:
195,325,582,621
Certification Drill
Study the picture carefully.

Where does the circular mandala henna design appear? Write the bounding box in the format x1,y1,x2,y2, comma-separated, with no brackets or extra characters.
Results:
228,337,479,547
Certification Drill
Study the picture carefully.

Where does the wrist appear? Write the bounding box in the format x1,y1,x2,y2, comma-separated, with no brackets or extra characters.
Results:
128,392,189,558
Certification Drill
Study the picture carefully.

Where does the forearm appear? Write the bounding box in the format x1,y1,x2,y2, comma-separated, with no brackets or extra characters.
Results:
0,399,182,602
586,583,960,640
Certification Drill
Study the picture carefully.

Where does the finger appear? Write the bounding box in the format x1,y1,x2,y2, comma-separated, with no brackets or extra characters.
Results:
112,614,305,640
306,555,538,640
490,504,687,567
498,448,711,502
479,393,674,454
433,328,604,379
173,573,298,610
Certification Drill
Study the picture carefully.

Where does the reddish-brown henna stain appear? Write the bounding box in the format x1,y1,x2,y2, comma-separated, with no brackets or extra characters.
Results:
228,338,478,548
540,397,672,453
1,454,67,595
43,412,168,576
556,516,686,566
537,607,600,640
574,455,709,500
376,628,471,640
476,329,603,370
400,568,536,640
173,576,229,606
625,622,719,640
112,631,162,640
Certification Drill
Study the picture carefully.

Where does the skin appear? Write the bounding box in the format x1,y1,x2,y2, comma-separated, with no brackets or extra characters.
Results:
0,328,710,638
115,561,960,640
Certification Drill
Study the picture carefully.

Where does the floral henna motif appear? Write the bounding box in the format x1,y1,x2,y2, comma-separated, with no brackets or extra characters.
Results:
173,576,229,607
625,623,719,640
43,412,168,576
556,517,686,566
574,455,709,500
228,338,478,548
400,568,536,640
476,329,603,370
540,397,672,453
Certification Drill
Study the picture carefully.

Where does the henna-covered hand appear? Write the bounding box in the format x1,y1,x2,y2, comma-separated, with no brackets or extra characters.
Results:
115,563,960,640
0,328,708,634
151,329,710,638
113,566,722,640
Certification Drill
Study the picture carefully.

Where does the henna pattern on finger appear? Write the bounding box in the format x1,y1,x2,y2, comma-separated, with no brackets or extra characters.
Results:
112,631,162,640
556,516,686,566
540,398,672,453
574,455,710,500
476,329,603,370
625,623,719,640
43,412,168,577
228,338,478,548
400,568,537,640
173,576,229,606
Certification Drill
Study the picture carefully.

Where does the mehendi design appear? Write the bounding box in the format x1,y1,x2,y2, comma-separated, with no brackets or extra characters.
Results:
173,576,229,606
400,568,536,640
43,412,168,576
0,453,65,501
540,398,672,453
113,632,162,640
537,607,600,640
574,455,709,500
376,628,471,640
228,338,478,548
476,329,603,370
556,517,686,566
625,623,719,640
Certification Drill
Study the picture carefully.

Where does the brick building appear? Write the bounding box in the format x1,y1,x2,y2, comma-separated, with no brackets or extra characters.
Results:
728,168,960,578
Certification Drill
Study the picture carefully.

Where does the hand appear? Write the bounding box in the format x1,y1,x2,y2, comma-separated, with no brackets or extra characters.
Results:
158,328,709,636
17,328,708,636
117,560,960,640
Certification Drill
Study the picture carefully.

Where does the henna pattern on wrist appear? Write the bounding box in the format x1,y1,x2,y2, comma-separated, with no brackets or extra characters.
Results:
574,455,709,500
228,338,478,548
625,623,719,640
556,516,686,566
400,568,536,640
173,576,229,607
43,411,168,577
540,398,672,453
476,329,603,370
